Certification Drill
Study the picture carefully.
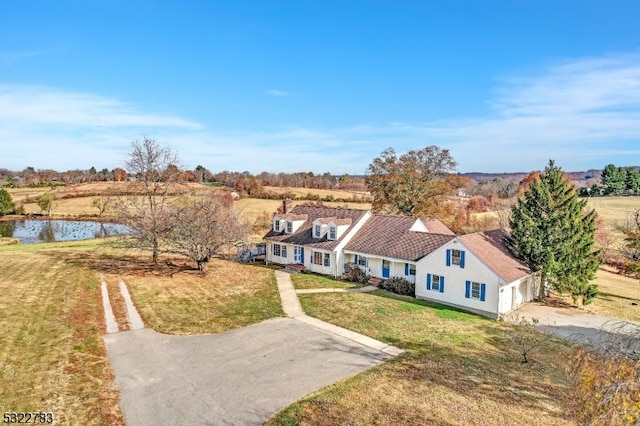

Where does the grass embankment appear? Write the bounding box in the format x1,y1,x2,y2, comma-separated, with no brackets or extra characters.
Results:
268,277,574,426
0,243,124,425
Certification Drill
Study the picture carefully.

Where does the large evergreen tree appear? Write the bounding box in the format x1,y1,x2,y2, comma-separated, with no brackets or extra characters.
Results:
509,160,601,304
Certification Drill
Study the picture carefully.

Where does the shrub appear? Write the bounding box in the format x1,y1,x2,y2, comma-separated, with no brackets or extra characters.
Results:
0,188,15,215
343,264,370,284
379,277,415,296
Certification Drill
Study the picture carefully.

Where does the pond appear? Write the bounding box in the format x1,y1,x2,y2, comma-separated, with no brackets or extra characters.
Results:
0,219,133,244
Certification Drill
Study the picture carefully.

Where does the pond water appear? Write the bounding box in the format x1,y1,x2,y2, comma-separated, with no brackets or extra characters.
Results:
0,219,132,244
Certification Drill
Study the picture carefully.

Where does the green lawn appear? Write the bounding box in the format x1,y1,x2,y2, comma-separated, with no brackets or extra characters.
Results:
291,272,362,290
267,275,575,426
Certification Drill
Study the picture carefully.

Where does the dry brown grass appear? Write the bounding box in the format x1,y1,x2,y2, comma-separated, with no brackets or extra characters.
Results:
586,268,640,323
0,246,124,425
268,285,575,426
95,251,284,335
262,185,372,201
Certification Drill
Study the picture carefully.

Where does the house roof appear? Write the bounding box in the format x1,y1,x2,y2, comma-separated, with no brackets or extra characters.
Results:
343,215,455,261
264,204,368,250
315,217,353,225
458,228,532,283
423,219,456,235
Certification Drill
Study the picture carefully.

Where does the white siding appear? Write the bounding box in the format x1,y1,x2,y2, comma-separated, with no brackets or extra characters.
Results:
415,239,501,318
498,275,537,315
266,241,292,265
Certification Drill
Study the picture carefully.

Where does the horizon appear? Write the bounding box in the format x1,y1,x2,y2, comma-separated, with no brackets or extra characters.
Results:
2,1,640,174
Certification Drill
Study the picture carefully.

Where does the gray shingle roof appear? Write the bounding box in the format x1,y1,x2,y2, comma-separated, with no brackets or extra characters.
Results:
343,215,455,261
264,204,369,250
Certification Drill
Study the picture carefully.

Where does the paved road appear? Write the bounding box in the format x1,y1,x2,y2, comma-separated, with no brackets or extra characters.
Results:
506,302,640,347
104,318,390,426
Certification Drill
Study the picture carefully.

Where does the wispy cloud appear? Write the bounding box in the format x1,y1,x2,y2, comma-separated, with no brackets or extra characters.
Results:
3,52,640,173
265,89,291,97
0,49,57,67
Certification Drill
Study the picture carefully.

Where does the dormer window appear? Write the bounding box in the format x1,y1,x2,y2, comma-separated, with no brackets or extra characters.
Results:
328,225,336,240
286,221,293,234
274,219,281,232
314,224,322,238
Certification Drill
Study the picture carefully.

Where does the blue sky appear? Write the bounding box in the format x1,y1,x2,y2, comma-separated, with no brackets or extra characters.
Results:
2,1,640,174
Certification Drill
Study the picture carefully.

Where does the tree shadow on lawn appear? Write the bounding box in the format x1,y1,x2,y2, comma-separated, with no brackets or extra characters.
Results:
42,247,202,277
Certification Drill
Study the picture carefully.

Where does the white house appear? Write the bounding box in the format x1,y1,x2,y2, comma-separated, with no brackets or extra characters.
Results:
263,200,537,319
264,201,371,277
414,229,536,319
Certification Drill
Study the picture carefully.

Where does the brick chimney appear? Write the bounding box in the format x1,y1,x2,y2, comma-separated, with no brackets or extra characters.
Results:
282,198,293,214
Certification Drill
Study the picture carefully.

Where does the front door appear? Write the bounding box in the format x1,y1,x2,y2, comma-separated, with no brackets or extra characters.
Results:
294,246,304,264
382,260,390,278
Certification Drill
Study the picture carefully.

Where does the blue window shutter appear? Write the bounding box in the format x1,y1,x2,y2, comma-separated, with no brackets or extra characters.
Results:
440,276,445,293
405,263,409,275
465,280,471,298
460,251,465,268
446,249,451,266
480,283,486,301
426,274,432,290
355,254,359,265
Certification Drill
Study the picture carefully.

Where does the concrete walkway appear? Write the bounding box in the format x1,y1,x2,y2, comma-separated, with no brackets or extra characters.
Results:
103,271,402,425
274,271,402,356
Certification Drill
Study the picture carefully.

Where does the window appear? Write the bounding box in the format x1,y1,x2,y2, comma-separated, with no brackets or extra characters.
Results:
314,224,321,238
405,263,416,276
465,281,486,301
272,244,287,258
432,275,441,291
286,221,293,233
446,249,465,268
471,282,481,299
323,253,330,267
313,251,323,265
427,274,444,292
329,226,336,240
274,220,280,232
451,249,461,265
357,255,367,267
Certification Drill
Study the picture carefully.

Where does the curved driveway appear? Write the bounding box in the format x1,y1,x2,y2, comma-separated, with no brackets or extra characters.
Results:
103,272,401,425
506,302,640,347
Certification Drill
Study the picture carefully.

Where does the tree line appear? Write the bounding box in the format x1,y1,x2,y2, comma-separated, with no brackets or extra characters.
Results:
582,163,640,196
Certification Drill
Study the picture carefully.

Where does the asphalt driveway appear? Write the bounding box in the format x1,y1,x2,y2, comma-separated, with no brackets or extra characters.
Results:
506,302,640,347
104,317,390,426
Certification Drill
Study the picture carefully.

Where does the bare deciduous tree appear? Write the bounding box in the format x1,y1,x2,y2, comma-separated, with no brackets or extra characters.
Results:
118,138,181,264
91,186,117,217
166,191,249,271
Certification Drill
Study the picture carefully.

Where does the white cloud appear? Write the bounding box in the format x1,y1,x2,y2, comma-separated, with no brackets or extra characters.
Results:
265,89,291,97
3,52,640,173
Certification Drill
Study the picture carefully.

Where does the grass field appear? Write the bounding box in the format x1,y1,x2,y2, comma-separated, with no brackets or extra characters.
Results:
588,267,640,322
267,277,575,426
0,242,124,425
